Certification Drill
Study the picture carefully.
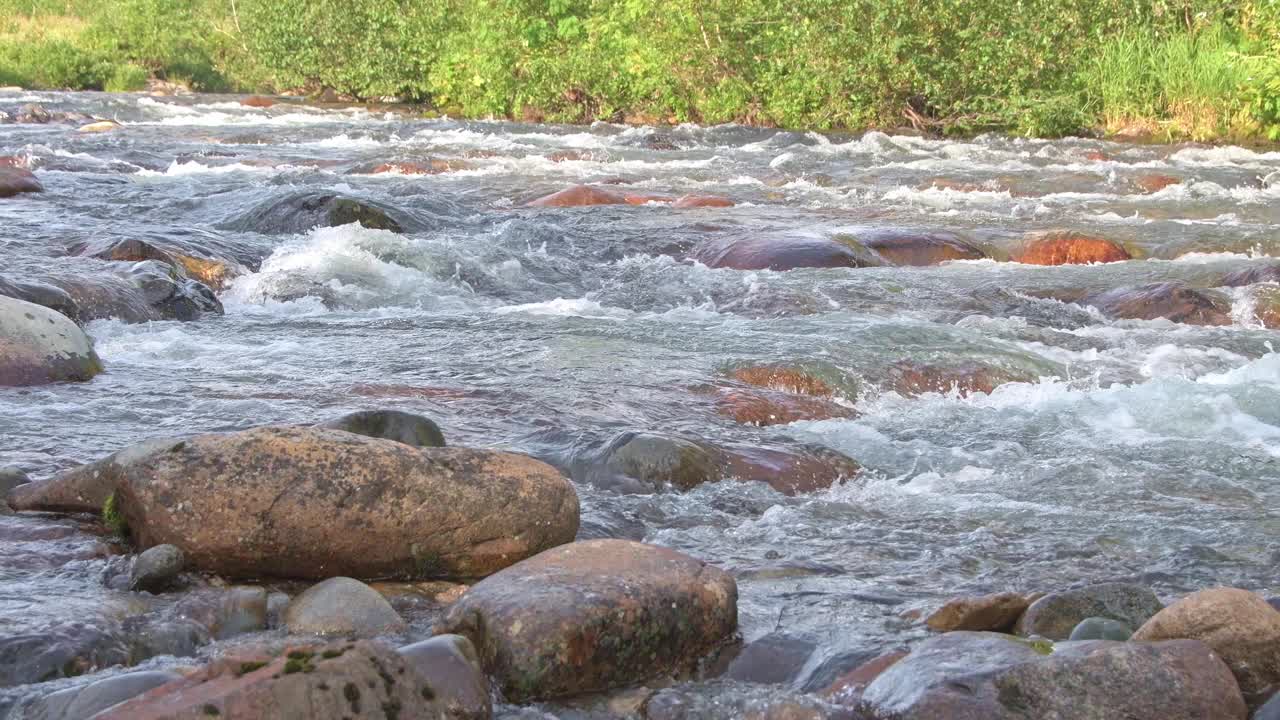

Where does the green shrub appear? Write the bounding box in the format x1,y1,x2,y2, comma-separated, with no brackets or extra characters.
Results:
104,62,148,91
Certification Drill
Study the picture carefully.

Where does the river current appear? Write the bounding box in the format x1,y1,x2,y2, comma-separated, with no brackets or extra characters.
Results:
0,91,1277,716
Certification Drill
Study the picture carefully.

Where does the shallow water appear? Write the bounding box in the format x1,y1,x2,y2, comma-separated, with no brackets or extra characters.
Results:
0,90,1278,715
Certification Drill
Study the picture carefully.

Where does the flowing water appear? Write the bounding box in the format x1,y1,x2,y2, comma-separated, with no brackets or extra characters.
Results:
0,90,1278,716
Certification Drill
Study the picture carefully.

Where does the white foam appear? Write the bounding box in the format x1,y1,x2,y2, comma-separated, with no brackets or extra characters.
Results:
491,297,630,320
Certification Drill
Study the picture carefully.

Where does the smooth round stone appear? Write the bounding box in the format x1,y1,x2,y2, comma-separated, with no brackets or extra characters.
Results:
129,544,184,592
284,577,406,637
32,669,181,720
1069,616,1134,641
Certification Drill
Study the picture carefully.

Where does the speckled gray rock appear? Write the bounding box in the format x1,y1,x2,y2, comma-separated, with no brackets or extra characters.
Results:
285,577,406,637
1068,616,1132,641
28,669,181,719
129,544,184,592
319,409,446,448
398,634,491,720
859,632,1246,720
1014,583,1162,640
0,295,102,386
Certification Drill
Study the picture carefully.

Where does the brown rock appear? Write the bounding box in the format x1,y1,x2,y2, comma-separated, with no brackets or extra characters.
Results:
730,366,835,396
78,121,122,133
1135,173,1181,193
691,235,884,271
1220,263,1280,287
239,95,275,108
368,159,468,175
95,640,464,720
1080,282,1232,325
722,445,861,495
0,167,42,197
713,387,856,426
821,650,908,707
853,229,986,266
1014,582,1163,640
622,192,676,205
109,426,578,579
925,592,1030,632
437,539,737,702
0,296,102,386
1014,231,1132,265
883,360,1028,397
68,237,247,290
546,149,602,163
1245,285,1280,328
1132,587,1280,709
526,184,629,207
673,194,734,208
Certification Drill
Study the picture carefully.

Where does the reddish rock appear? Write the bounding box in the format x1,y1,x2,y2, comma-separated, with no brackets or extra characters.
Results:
730,366,835,396
238,95,275,108
821,651,908,707
368,159,467,175
437,539,738,702
67,238,245,291
622,192,675,205
722,445,861,495
1135,173,1181,193
884,360,1027,397
673,194,734,208
0,167,42,197
1081,282,1232,326
1084,150,1109,161
1246,286,1280,328
714,387,856,427
853,229,986,266
925,592,1030,632
546,149,602,163
691,235,883,271
1014,231,1132,265
526,184,630,207
0,156,26,168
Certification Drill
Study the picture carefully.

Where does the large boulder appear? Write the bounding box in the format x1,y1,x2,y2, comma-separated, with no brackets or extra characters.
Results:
225,191,421,234
881,360,1032,397
1015,582,1162,640
9,436,181,514
68,237,249,290
284,577,407,637
691,235,884,271
318,409,446,448
1013,231,1131,265
1132,587,1280,709
25,669,182,720
397,635,491,720
1079,282,1232,325
525,184,630,207
0,276,80,323
123,260,224,320
95,640,473,720
111,426,579,579
0,167,42,197
848,229,986,266
1220,263,1280,287
0,296,102,386
437,539,738,702
925,592,1030,632
859,632,1246,720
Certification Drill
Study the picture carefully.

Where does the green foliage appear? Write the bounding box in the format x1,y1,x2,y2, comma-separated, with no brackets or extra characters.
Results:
102,491,130,540
104,62,148,92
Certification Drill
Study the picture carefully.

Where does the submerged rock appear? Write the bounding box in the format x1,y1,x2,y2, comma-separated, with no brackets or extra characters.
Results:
1132,587,1280,709
284,577,407,637
722,633,817,685
730,365,838,396
1079,282,1232,325
881,360,1033,397
124,260,224,321
526,184,630,207
1014,582,1162,640
673,194,735,208
722,445,861,496
1068,616,1132,641
821,651,908,708
643,681,854,720
0,276,80,322
1221,263,1280,287
0,622,131,687
925,592,1030,632
849,228,986,266
26,669,182,720
859,632,1246,720
111,426,578,579
0,296,103,386
130,543,185,592
69,236,249,290
318,409,446,448
691,235,884,271
1013,231,1132,265
239,95,275,108
0,167,42,197
226,191,421,234
601,431,721,492
437,539,737,702
713,387,856,426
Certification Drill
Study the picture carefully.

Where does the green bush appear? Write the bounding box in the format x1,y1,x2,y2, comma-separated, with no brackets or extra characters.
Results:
104,62,148,92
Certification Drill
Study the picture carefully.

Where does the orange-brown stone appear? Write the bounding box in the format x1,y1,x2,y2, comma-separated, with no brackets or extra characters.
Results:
1014,231,1132,265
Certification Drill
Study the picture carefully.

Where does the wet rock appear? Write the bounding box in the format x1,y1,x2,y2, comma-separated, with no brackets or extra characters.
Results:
1135,173,1181,193
526,184,630,207
285,577,407,637
1013,231,1132,265
130,544,184,592
0,276,80,322
113,425,579,579
1133,587,1280,709
643,681,854,720
226,191,421,234
68,237,248,290
925,592,1029,632
267,592,291,629
240,95,275,108
0,466,29,495
0,167,42,197
0,622,130,687
1014,582,1163,640
1079,282,1232,325
365,158,469,175
601,431,721,492
881,359,1033,397
397,634,491,720
860,632,1245,720
1068,616,1132,641
9,436,181,514
821,650,908,707
713,387,856,426
78,120,122,133
13,104,93,124
1221,263,1280,287
216,587,270,639
437,539,737,702
730,366,836,396
673,194,735,208
318,409,446,448
96,640,455,720
0,296,103,386
123,260,224,321
165,587,269,642
850,229,986,266
43,275,165,323
28,669,182,720
724,633,817,685
722,445,861,496
691,235,885,271
1255,692,1280,720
